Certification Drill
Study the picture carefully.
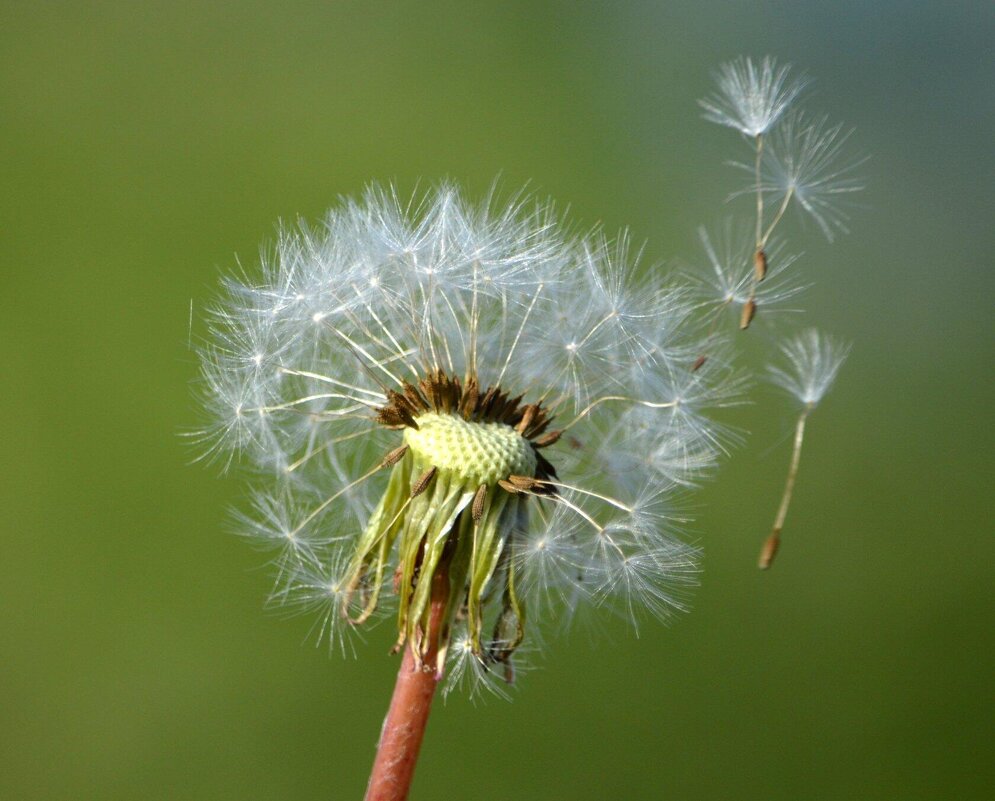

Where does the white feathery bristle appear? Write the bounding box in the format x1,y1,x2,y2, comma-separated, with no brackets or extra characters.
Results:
194,184,714,646
768,328,850,406
761,112,867,241
692,221,806,315
699,56,808,137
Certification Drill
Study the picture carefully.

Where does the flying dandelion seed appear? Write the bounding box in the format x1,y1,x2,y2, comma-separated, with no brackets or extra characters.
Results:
759,329,850,568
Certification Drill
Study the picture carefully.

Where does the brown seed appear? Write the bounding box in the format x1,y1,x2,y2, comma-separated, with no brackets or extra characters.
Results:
516,404,537,435
497,479,521,494
419,377,437,409
471,484,488,522
754,249,768,282
376,407,403,427
533,429,562,448
479,387,497,417
410,466,438,497
739,298,757,330
758,530,781,570
396,405,419,429
691,355,707,372
384,389,420,429
507,474,538,491
504,394,524,424
403,381,428,413
525,409,552,439
381,444,409,468
461,377,480,420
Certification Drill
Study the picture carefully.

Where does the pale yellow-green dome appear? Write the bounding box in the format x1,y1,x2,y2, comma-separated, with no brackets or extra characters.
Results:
404,412,536,486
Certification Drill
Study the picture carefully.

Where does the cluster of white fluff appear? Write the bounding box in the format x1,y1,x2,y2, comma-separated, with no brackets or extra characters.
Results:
699,55,808,138
769,328,851,407
197,183,739,690
691,220,805,319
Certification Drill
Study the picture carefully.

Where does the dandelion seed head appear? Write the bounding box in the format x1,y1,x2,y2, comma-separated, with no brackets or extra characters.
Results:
194,183,736,690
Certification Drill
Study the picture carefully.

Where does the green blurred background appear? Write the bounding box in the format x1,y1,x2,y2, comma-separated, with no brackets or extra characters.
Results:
2,2,992,799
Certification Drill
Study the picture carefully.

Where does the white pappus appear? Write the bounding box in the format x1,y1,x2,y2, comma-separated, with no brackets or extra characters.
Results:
194,183,737,694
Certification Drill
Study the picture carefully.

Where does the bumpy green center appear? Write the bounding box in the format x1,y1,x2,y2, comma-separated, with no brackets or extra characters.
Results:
404,412,536,486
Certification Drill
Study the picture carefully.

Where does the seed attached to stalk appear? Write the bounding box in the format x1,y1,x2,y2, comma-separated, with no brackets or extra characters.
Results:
754,248,768,282
740,298,758,329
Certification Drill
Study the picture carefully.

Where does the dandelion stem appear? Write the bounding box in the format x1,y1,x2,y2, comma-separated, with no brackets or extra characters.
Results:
754,133,765,248
759,186,795,248
365,560,450,801
759,405,810,569
746,133,765,312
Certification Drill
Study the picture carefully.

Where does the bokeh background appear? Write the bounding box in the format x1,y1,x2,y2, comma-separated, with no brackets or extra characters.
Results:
2,2,992,799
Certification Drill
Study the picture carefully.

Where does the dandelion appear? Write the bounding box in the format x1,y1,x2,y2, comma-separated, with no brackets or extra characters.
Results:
193,57,863,799
195,183,727,799
759,329,849,568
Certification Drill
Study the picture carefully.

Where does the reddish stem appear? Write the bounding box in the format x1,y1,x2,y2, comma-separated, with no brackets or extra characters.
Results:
364,569,449,801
